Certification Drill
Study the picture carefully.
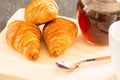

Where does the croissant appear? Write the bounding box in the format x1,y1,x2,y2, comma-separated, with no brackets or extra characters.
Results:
6,20,41,61
43,18,78,57
24,0,58,25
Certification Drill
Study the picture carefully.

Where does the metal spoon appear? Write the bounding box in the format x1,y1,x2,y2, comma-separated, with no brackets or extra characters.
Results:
56,56,111,71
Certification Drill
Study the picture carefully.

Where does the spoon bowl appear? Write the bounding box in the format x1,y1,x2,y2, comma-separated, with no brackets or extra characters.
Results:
56,61,79,71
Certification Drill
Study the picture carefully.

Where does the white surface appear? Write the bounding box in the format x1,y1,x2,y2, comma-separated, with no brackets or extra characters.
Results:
0,8,116,80
109,21,120,80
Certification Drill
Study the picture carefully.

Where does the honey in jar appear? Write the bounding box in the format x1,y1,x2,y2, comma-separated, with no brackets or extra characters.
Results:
76,0,120,45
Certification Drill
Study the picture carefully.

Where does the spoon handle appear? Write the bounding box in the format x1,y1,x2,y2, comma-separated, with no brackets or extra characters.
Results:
82,56,111,63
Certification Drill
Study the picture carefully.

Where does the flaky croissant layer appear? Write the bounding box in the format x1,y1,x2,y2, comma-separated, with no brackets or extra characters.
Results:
43,18,78,57
6,20,41,61
24,0,58,25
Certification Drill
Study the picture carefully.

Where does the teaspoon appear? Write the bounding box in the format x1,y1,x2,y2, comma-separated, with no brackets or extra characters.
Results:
56,56,111,71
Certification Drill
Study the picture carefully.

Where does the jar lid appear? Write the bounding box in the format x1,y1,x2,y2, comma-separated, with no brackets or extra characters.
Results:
81,0,120,14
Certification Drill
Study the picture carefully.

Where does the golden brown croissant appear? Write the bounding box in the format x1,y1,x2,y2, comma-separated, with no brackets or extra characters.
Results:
43,18,78,57
24,0,58,25
6,20,41,61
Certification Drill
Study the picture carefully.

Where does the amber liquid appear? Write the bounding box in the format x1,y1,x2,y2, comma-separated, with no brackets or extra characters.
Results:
77,1,120,45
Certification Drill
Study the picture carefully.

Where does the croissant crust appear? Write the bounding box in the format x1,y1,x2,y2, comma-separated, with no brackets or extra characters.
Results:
6,20,41,61
43,18,78,57
24,0,58,25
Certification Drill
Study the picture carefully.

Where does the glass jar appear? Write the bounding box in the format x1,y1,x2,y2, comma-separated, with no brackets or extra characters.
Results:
76,0,120,45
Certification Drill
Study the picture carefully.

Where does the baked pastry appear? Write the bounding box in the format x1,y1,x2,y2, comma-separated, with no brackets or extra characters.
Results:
43,18,78,57
24,0,58,25
6,20,41,61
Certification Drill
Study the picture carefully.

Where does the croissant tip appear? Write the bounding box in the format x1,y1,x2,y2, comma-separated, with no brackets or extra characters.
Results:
32,54,39,61
27,51,40,61
50,51,61,57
